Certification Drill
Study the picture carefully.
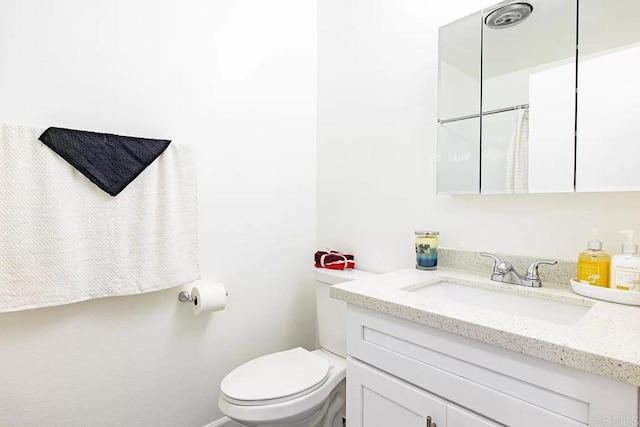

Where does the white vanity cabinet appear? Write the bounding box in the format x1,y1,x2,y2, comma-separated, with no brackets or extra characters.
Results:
345,305,638,427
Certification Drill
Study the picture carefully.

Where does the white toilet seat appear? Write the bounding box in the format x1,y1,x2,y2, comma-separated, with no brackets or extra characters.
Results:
218,349,346,426
221,347,331,406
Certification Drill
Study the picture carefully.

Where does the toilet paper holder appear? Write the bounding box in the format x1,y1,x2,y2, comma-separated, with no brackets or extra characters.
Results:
178,290,228,304
178,291,194,303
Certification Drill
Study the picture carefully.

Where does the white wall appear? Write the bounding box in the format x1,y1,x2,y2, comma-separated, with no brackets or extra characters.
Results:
0,1,316,426
317,0,640,270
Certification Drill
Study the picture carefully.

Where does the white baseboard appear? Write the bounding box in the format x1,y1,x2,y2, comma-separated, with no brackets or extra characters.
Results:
203,416,244,427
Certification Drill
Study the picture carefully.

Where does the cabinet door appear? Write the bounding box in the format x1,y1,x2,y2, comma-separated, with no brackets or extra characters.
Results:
481,0,577,195
576,0,640,192
437,12,482,195
347,358,446,427
447,404,502,427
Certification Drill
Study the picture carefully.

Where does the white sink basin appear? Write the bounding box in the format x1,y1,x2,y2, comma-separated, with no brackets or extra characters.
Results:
406,280,592,326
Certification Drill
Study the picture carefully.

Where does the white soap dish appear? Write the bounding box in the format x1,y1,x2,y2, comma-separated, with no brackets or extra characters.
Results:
570,279,640,306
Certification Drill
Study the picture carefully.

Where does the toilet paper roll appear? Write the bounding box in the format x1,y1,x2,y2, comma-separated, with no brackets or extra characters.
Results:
191,283,227,315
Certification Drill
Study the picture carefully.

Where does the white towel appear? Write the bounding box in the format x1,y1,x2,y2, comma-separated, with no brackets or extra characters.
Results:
0,123,200,312
505,107,529,193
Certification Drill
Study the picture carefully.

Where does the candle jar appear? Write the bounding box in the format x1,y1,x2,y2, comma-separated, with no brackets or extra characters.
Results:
415,231,439,270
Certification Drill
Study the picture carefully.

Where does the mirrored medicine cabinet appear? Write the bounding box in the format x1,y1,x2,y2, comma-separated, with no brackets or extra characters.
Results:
437,0,640,195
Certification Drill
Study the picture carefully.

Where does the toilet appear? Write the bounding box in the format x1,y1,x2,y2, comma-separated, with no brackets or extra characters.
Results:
218,268,372,427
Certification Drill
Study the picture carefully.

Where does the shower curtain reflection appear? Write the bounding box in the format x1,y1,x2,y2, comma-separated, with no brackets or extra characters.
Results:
505,106,529,193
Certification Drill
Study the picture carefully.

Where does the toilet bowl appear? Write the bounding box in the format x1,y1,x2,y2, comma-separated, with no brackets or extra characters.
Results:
218,268,372,427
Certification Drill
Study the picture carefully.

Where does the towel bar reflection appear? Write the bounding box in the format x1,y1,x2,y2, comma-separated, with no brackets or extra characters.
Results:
438,103,529,125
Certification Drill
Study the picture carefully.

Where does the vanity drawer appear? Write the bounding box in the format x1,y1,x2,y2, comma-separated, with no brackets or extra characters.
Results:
448,404,502,427
346,305,637,426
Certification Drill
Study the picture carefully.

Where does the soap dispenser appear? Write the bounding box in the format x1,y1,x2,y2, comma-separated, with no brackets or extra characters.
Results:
611,230,640,292
577,230,610,287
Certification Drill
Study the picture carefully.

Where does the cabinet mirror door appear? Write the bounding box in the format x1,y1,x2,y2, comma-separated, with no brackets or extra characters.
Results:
437,12,482,194
576,0,640,192
481,0,577,194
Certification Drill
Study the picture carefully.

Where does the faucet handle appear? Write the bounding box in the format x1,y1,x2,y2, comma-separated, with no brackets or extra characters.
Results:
480,252,512,275
480,252,501,265
525,260,558,281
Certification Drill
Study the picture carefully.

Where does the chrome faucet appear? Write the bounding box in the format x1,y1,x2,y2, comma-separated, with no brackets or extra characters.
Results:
479,252,557,288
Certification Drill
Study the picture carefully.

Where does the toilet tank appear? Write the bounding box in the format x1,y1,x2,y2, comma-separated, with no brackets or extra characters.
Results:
314,268,373,358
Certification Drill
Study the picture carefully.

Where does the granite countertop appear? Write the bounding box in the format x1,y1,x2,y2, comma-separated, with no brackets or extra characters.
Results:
330,268,640,386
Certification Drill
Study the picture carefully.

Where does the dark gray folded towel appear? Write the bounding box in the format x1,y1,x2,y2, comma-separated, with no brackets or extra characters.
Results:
39,127,171,196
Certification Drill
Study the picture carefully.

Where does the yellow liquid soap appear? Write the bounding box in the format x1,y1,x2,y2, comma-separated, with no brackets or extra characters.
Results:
578,250,611,287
